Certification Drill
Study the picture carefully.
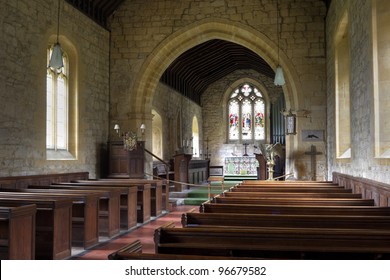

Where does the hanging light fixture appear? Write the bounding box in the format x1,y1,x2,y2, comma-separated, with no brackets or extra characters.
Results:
49,0,64,70
274,0,285,86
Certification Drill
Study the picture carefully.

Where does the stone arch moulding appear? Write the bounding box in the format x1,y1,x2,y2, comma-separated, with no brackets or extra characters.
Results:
131,18,300,113
131,18,303,174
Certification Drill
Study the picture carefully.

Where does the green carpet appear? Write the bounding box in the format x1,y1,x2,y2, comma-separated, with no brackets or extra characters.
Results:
183,182,237,205
182,175,258,205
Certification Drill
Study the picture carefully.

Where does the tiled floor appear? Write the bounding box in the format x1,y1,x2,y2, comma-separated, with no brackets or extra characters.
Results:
71,205,196,260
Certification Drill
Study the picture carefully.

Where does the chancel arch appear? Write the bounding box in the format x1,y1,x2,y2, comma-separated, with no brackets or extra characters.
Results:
128,18,303,176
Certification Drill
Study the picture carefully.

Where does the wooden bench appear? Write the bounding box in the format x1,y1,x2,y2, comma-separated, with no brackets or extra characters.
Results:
108,240,259,260
0,197,73,259
51,183,137,230
210,196,375,206
27,185,121,238
96,178,165,216
182,212,390,230
1,188,101,248
230,186,353,193
71,180,155,223
200,202,390,216
154,226,390,259
83,178,167,214
0,204,36,260
222,191,362,199
241,180,337,186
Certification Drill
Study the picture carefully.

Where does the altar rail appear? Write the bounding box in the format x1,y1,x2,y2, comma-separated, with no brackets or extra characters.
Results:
332,172,390,206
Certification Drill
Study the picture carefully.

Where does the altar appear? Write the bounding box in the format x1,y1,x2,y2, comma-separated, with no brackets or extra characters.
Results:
224,156,259,176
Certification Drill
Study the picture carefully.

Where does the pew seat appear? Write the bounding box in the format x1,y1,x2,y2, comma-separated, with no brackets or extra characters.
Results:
210,196,375,206
222,191,362,199
200,202,390,216
230,186,353,193
155,226,390,259
182,212,390,230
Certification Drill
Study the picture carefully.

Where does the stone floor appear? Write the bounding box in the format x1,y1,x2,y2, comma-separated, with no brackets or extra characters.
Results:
70,205,195,260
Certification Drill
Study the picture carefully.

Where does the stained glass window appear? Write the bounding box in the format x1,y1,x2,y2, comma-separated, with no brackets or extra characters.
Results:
228,83,265,142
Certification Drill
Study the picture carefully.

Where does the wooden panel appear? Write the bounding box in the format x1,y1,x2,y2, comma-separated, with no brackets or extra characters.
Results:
0,204,36,260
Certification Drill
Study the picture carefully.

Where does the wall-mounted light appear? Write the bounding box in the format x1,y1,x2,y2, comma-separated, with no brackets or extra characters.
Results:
114,124,120,135
140,123,146,135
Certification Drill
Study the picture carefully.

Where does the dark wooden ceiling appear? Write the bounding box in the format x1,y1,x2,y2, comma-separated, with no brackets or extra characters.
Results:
65,0,125,27
66,0,330,105
160,39,275,104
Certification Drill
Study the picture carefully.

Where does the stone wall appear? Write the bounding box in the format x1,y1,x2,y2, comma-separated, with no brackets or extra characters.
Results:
326,0,390,184
152,83,203,162
0,0,110,178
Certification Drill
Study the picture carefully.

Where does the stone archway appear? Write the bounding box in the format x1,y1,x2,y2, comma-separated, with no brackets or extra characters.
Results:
131,17,302,177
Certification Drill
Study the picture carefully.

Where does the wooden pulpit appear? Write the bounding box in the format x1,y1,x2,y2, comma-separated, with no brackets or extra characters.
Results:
108,140,145,178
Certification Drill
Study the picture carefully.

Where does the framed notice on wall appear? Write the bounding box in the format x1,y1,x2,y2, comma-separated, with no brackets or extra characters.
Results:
301,130,324,142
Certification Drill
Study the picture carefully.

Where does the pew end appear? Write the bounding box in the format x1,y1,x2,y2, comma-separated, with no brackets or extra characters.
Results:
108,240,142,260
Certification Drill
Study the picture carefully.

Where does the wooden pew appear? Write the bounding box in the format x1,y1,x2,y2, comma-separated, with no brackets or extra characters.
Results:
68,180,153,223
98,178,168,212
0,204,36,260
230,186,353,193
0,197,73,259
210,196,375,206
50,183,137,230
240,180,337,186
182,212,390,230
77,179,165,216
154,226,390,259
31,185,121,237
222,191,362,199
200,202,390,216
108,240,258,260
1,188,100,248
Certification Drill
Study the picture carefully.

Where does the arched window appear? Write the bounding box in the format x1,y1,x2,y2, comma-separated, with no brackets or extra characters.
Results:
46,45,68,151
192,116,199,157
228,83,265,142
373,0,390,158
152,109,163,159
335,12,351,159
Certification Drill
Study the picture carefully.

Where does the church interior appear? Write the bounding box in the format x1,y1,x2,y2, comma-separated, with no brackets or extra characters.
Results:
1,0,390,260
